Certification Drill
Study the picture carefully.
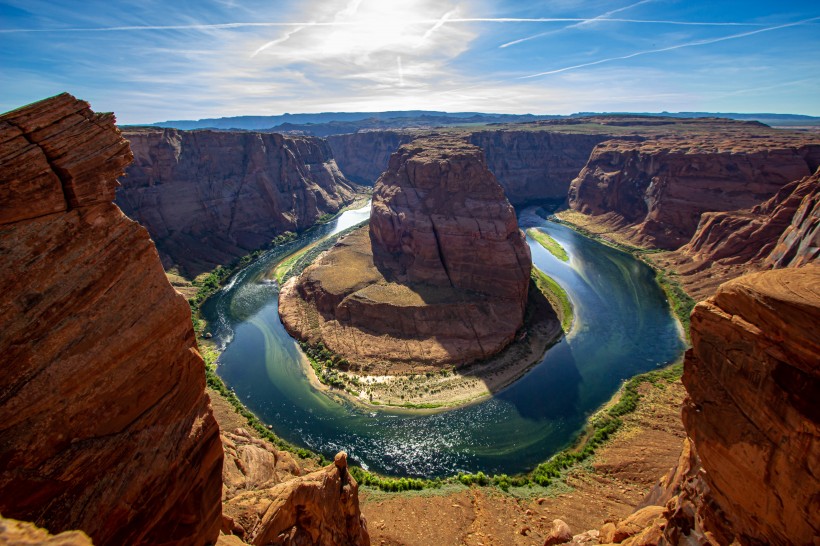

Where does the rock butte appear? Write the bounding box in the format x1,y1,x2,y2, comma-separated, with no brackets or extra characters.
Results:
0,94,368,546
279,136,532,372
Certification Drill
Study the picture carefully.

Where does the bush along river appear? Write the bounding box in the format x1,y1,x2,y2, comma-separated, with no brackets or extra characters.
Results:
202,202,685,478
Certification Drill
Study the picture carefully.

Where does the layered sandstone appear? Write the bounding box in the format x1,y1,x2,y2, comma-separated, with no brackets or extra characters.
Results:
602,266,820,545
468,130,611,204
280,136,531,371
327,131,413,185
568,137,820,249
221,452,369,546
653,169,820,299
0,94,223,545
117,127,358,276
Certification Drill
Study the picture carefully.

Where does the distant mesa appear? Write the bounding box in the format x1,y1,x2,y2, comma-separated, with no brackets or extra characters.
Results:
279,135,532,372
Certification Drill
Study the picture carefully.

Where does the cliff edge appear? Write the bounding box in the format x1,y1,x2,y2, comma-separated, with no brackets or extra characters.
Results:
0,94,224,545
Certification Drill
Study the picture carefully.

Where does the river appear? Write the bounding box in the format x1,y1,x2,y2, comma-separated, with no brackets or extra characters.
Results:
202,202,685,478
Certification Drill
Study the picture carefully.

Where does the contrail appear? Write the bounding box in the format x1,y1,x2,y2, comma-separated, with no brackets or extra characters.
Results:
251,25,306,57
0,18,768,33
501,0,656,49
518,16,820,79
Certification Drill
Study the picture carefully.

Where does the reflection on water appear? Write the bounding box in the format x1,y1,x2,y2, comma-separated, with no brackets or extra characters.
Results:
203,204,684,477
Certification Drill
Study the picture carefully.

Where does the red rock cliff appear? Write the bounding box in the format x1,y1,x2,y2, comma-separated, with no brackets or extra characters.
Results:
568,137,819,249
468,130,611,205
370,136,531,305
117,127,358,276
327,131,413,185
653,169,820,299
0,94,223,545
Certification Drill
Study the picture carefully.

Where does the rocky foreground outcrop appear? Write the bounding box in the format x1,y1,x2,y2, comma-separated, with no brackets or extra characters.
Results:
601,265,820,545
222,450,369,545
117,127,358,276
569,136,820,249
280,136,531,371
0,515,93,545
0,94,224,544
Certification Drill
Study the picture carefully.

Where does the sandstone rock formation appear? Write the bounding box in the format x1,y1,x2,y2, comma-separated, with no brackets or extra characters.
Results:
221,452,369,546
117,127,358,276
653,169,820,299
602,265,820,545
468,130,611,205
0,515,93,546
327,131,413,185
280,136,532,371
568,137,820,249
0,94,223,544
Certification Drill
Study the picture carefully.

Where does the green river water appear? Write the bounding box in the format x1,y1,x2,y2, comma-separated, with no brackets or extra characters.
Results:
202,203,684,478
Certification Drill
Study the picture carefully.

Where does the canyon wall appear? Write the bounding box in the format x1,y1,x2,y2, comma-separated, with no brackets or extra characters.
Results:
327,131,413,185
328,129,611,205
568,137,820,249
0,94,224,545
117,127,358,276
654,169,819,299
468,130,611,205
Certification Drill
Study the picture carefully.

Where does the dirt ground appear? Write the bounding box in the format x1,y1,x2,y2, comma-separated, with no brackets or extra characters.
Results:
361,379,687,545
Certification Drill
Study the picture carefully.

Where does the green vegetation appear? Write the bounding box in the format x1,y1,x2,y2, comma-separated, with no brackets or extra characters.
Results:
526,228,568,262
274,222,366,284
551,216,694,339
654,270,696,338
187,230,298,333
531,267,573,332
204,361,321,462
349,362,683,493
300,341,354,392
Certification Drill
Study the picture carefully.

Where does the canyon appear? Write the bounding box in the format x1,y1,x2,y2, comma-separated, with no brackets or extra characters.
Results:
1,91,819,546
117,127,358,276
279,136,534,372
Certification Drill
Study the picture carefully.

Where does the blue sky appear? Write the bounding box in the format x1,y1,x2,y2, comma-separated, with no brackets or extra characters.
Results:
1,0,818,123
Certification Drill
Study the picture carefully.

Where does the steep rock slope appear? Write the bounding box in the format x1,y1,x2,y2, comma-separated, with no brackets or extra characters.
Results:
468,130,611,204
0,94,223,545
280,136,531,371
568,137,820,249
601,265,820,545
117,127,357,276
653,169,820,299
327,131,413,184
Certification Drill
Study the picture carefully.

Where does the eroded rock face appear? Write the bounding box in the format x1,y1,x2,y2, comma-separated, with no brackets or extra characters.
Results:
117,127,357,276
327,131,413,185
681,265,820,544
608,266,820,545
0,94,223,545
468,130,611,205
568,137,819,249
280,136,531,370
370,136,531,305
653,169,820,299
222,452,369,546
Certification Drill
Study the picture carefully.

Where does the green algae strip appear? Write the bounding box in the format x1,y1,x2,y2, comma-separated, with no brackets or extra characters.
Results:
531,267,573,332
526,228,569,262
